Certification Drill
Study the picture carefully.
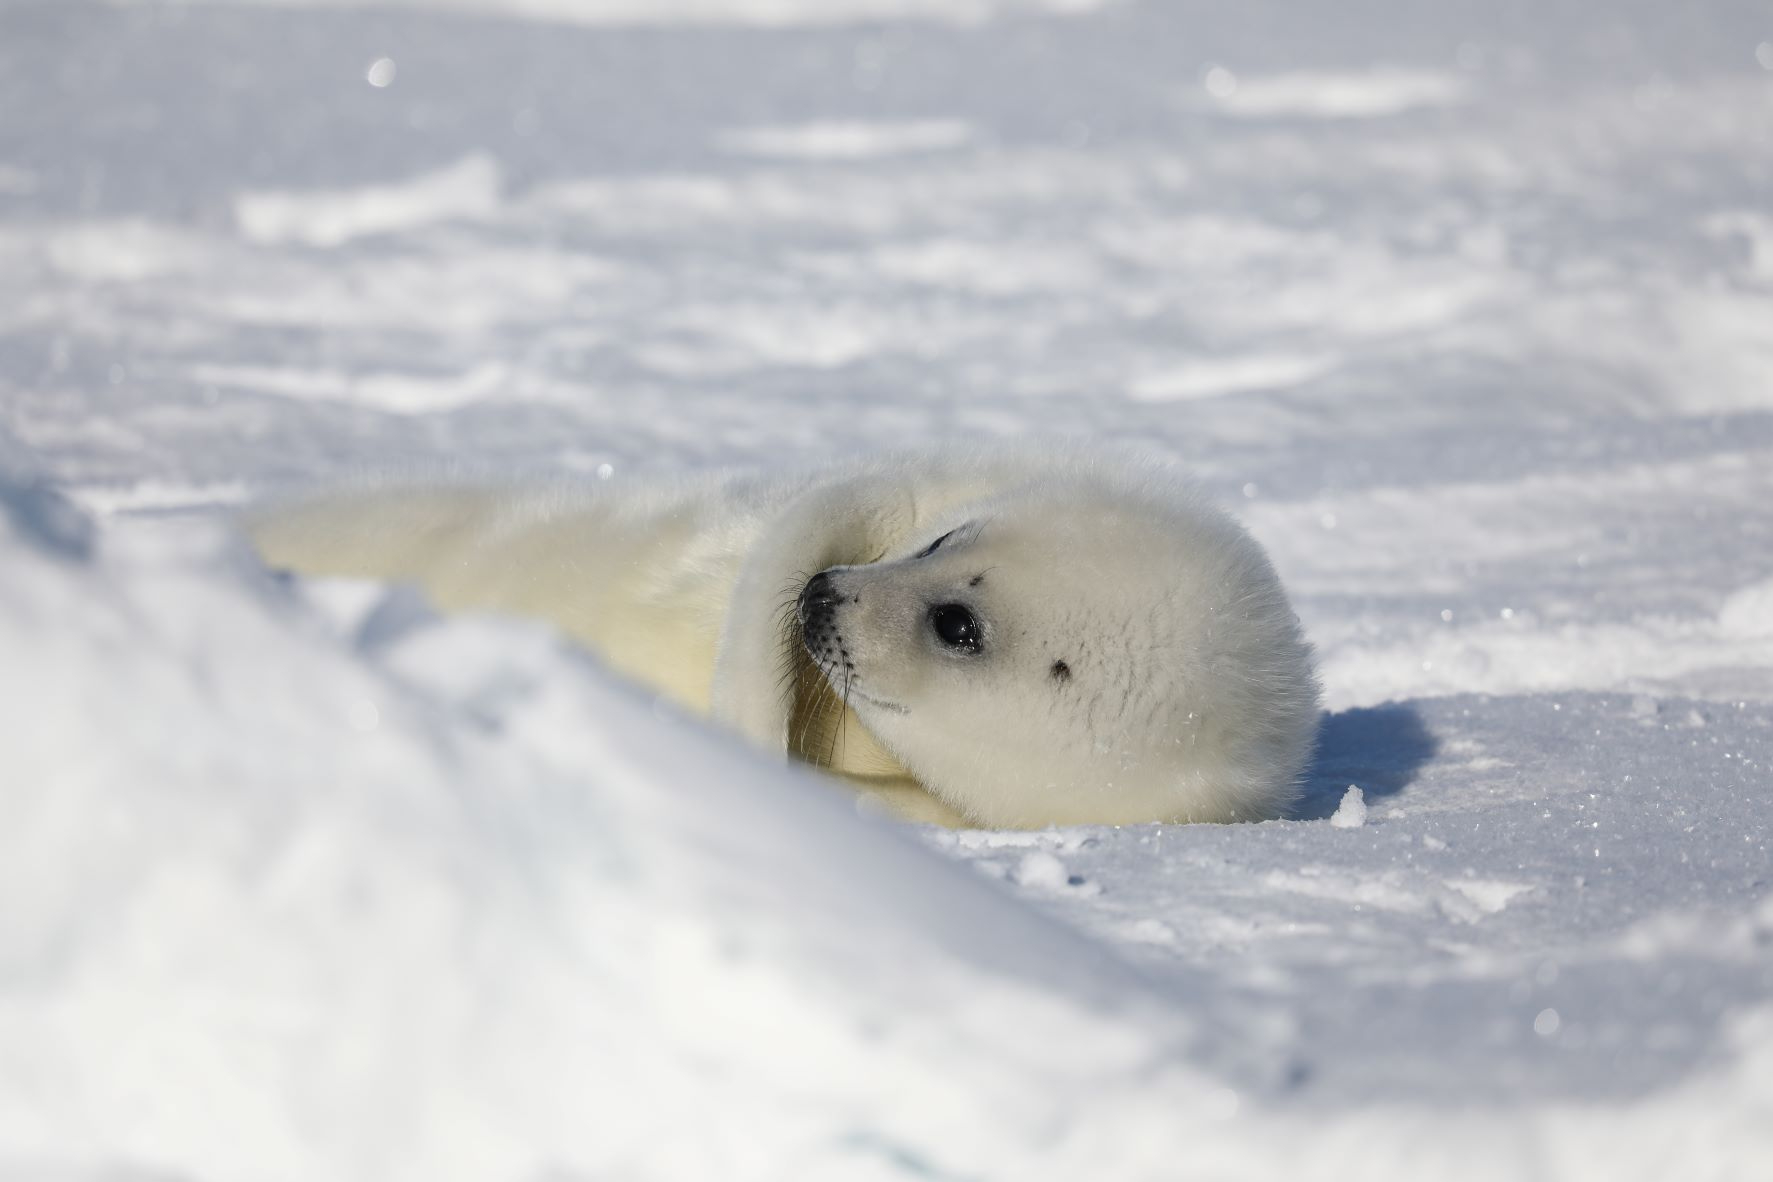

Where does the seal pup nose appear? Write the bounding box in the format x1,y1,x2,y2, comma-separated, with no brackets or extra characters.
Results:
798,570,839,621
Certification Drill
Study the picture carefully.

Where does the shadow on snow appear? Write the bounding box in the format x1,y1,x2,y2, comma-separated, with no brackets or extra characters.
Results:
1295,702,1438,821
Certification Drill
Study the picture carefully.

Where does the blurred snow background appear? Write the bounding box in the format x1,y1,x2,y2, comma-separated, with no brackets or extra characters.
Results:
2,0,1772,1178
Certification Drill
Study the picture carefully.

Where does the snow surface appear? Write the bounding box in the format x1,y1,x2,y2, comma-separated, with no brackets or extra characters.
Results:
3,0,1773,1178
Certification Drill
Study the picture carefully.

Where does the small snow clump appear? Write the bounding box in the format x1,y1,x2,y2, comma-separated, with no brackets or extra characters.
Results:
1330,785,1368,829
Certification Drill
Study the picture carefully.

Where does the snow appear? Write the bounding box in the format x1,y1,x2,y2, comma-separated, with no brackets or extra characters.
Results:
1197,67,1471,120
117,0,1121,26
4,0,1773,1178
1329,785,1368,828
717,119,978,161
234,153,504,247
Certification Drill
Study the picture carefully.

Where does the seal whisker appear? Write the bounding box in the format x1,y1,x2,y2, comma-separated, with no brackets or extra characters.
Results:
801,663,844,766
826,670,852,769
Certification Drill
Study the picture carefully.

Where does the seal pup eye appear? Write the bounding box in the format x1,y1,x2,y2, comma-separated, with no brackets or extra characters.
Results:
915,528,958,559
929,603,982,653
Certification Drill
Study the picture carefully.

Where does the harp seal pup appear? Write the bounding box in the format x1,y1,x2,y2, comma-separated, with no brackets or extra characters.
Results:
247,446,1319,828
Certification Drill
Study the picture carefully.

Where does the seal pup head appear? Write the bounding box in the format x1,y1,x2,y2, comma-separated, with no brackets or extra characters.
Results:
795,467,1318,828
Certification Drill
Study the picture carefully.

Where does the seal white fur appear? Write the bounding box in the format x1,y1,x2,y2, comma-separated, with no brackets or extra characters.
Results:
247,446,1319,828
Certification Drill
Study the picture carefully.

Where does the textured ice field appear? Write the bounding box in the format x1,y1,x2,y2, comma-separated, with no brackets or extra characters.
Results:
3,1,1773,1179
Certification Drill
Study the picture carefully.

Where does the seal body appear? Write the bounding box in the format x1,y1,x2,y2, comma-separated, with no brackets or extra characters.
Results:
247,446,1319,828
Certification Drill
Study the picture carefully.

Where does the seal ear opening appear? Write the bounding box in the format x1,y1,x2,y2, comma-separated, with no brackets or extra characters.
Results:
1049,660,1071,683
